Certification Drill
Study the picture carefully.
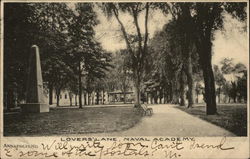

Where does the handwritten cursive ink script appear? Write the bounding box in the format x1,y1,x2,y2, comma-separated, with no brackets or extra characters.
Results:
189,137,234,150
3,137,236,159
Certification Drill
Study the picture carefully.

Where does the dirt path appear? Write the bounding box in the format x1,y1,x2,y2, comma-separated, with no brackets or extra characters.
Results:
82,104,235,137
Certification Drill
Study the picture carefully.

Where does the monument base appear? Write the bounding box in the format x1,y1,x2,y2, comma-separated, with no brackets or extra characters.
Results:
21,103,49,113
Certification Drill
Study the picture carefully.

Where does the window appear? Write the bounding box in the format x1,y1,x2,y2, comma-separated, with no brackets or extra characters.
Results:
65,94,67,99
60,95,62,99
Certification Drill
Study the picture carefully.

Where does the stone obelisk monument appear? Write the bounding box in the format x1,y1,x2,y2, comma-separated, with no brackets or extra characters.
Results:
21,45,49,113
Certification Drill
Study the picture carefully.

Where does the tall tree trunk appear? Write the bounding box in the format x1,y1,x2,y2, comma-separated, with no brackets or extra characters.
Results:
169,83,173,103
154,90,158,104
200,50,217,114
233,96,236,103
75,94,77,106
159,89,163,104
196,31,217,115
92,92,94,105
171,77,179,104
186,55,195,108
96,91,99,105
56,93,60,106
84,93,87,105
134,86,140,105
163,88,167,104
78,61,82,108
162,89,164,104
123,91,126,104
102,90,105,104
180,4,195,108
202,62,217,114
218,87,221,103
134,76,141,106
49,82,53,105
179,68,185,106
90,93,93,105
69,93,72,106
88,93,91,105
55,88,61,106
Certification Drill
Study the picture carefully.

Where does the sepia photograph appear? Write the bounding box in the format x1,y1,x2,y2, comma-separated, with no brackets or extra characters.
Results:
0,0,250,159
0,1,249,158
2,1,248,137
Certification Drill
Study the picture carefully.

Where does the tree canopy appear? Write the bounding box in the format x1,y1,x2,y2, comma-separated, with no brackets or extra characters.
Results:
4,2,247,113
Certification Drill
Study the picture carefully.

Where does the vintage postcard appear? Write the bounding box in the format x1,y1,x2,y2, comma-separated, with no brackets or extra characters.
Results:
0,0,249,158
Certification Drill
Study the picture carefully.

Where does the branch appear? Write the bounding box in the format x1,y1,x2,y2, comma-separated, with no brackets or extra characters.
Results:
112,6,133,56
143,2,149,55
139,2,150,75
167,3,177,20
132,6,143,57
206,3,221,37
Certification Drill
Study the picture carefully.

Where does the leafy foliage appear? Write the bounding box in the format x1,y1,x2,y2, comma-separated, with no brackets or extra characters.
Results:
219,58,247,103
4,3,112,108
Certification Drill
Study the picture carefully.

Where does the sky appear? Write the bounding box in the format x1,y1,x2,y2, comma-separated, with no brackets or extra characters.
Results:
94,6,172,52
212,14,248,67
93,6,248,67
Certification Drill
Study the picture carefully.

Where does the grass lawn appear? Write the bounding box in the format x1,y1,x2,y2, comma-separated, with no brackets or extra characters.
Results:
175,103,247,136
4,106,142,136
